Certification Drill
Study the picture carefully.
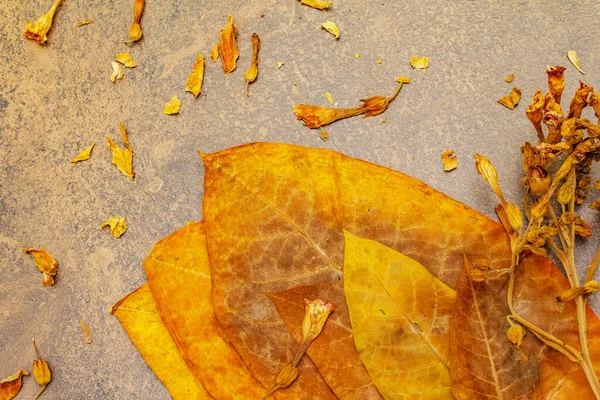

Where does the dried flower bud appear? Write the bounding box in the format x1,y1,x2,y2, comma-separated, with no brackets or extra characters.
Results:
302,298,334,345
474,154,506,205
558,281,600,302
567,81,594,119
504,203,523,233
528,167,551,197
546,65,566,104
275,363,299,388
24,0,63,44
543,94,565,144
560,212,592,238
32,339,51,400
530,197,549,220
526,90,545,142
557,180,574,205
360,96,390,118
507,324,525,346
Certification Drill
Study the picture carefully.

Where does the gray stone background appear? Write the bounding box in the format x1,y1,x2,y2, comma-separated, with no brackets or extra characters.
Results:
1,0,600,398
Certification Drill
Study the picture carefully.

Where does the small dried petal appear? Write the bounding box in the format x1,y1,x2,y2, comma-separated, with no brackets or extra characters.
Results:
70,143,95,163
321,21,340,39
101,216,128,238
210,44,219,62
504,73,515,83
558,281,600,302
218,15,239,75
244,34,261,96
567,81,594,119
377,59,383,65
300,0,332,9
319,128,329,142
24,0,63,44
106,123,134,180
441,150,458,171
80,320,93,344
567,50,585,74
354,53,360,58
0,370,29,400
277,62,284,69
301,298,334,344
528,167,551,197
395,76,411,84
110,62,123,83
186,54,205,98
116,52,137,68
589,199,600,211
23,248,58,286
76,19,93,27
325,92,333,104
410,56,428,73
507,325,525,346
163,96,182,115
526,90,544,142
546,65,566,104
498,87,522,110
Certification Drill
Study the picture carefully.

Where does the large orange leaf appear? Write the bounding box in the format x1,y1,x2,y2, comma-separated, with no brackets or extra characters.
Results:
267,280,383,399
111,284,210,400
142,221,267,399
201,142,511,397
343,231,455,399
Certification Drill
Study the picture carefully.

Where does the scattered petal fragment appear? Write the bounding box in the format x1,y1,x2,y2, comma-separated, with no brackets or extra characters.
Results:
101,216,128,238
320,128,329,141
24,248,58,286
218,15,239,75
325,92,333,104
300,0,332,9
116,52,137,68
568,50,585,74
354,53,360,58
505,73,515,83
24,0,63,44
410,56,428,73
163,96,182,115
321,21,340,39
32,339,52,400
76,19,93,27
244,34,261,96
70,143,95,163
0,370,29,400
110,61,123,83
441,150,458,171
377,59,383,64
129,0,144,42
210,44,219,62
497,86,522,110
80,320,93,344
277,62,284,69
186,54,205,98
106,123,134,180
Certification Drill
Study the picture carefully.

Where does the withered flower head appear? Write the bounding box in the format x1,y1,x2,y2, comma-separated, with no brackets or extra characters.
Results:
546,65,566,104
301,298,334,344
507,324,525,346
128,0,145,42
561,118,589,143
24,0,63,44
32,339,51,400
557,180,575,205
528,167,551,197
558,280,600,302
589,92,600,123
526,90,545,142
567,81,594,119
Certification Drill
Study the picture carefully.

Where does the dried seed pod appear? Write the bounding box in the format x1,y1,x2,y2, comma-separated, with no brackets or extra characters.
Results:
504,203,523,233
557,180,574,205
528,167,551,197
32,339,51,400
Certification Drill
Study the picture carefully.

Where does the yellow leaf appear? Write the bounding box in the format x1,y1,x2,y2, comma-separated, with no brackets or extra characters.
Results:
111,284,210,400
106,123,134,180
301,0,332,9
164,96,181,115
410,56,428,73
143,222,267,398
210,44,219,62
101,216,127,238
23,248,58,287
343,231,456,399
0,370,29,400
116,52,137,68
186,54,205,98
321,21,340,39
70,143,95,163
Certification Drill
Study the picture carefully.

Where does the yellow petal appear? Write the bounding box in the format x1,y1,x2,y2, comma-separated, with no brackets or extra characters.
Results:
110,61,123,83
111,284,211,399
70,143,95,163
116,52,137,68
568,50,585,74
164,96,181,115
301,0,333,9
106,123,134,180
23,0,63,44
354,53,360,58
325,92,333,104
441,149,458,171
277,61,284,69
321,21,340,39
377,59,383,64
505,73,515,83
210,44,219,62
186,54,205,98
23,248,58,287
101,216,128,238
218,15,239,75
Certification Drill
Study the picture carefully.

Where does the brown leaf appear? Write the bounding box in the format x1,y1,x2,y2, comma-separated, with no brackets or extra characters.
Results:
142,222,267,398
111,284,210,399
201,143,511,398
0,370,29,400
106,123,134,180
450,256,540,399
268,280,383,399
23,248,58,286
218,15,239,75
498,86,522,110
186,54,204,98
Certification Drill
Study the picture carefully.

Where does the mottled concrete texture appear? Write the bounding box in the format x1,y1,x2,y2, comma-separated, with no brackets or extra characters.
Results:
2,0,600,399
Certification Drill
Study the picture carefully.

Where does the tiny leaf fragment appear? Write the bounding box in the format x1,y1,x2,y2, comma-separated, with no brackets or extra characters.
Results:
325,92,333,104
210,44,219,62
70,143,95,163
505,73,515,83
321,21,340,39
163,96,181,115
410,56,428,73
186,54,205,98
80,320,93,344
441,149,458,171
76,19,93,27
101,216,128,238
498,86,522,110
320,128,329,141
23,248,58,286
277,61,284,69
106,123,134,180
116,52,137,68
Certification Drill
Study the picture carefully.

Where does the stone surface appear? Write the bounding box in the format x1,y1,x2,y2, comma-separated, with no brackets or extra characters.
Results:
1,0,600,399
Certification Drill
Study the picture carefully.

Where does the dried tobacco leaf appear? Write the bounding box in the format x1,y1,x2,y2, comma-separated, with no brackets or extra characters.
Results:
163,96,181,115
76,19,93,27
244,34,260,96
32,339,51,400
210,44,219,62
410,56,428,73
442,149,458,171
0,370,29,400
218,15,239,75
23,248,58,286
101,216,127,238
201,143,511,398
185,54,204,98
293,77,409,129
106,123,134,180
568,50,584,74
80,320,92,344
450,256,540,399
24,0,63,44
321,21,340,39
300,0,333,9
325,92,333,104
505,73,515,83
344,232,455,398
129,0,144,42
498,86,522,110
268,281,383,399
111,284,210,399
110,62,123,83
142,222,267,398
70,143,95,163
116,52,137,68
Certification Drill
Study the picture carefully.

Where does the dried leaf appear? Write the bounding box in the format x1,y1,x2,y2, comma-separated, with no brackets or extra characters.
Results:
70,143,95,163
450,256,540,399
111,284,210,399
201,143,511,398
142,222,267,398
268,281,383,399
0,370,29,400
23,248,58,286
24,0,63,44
76,19,93,27
185,54,204,98
80,320,92,344
568,50,585,74
101,216,127,238
209,44,219,62
116,52,137,68
442,149,458,171
344,232,455,398
244,34,261,96
217,15,239,75
106,123,134,180
498,86,522,110
321,21,340,39
277,61,284,69
110,61,123,83
163,96,181,115
32,339,51,400
319,128,329,141
300,0,332,9
410,56,428,73
128,0,144,42
505,73,515,83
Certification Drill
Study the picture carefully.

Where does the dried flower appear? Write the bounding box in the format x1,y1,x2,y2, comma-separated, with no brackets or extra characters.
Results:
546,65,566,104
164,96,182,115
505,74,515,83
261,363,300,399
505,203,523,233
24,0,63,44
24,248,58,286
218,15,239,75
557,280,600,302
321,21,340,38
244,34,261,96
567,50,585,74
32,339,51,400
589,93,600,124
560,212,592,238
410,56,428,73
526,90,545,142
557,180,575,205
528,167,551,197
116,52,137,68
441,150,458,171
300,0,333,9
507,324,525,346
186,54,205,98
530,197,549,220
498,87,522,110
589,199,600,211
129,0,145,42
110,62,124,83
567,81,593,119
